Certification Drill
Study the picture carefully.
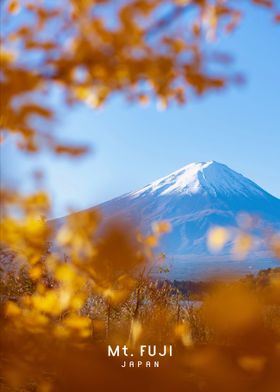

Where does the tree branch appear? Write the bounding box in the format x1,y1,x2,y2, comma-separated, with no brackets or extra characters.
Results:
145,4,193,38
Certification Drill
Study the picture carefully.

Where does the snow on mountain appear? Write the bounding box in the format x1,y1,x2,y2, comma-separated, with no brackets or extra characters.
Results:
131,161,265,198
96,161,280,279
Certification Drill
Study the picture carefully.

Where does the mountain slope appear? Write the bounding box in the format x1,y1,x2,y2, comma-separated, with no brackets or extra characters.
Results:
95,161,280,278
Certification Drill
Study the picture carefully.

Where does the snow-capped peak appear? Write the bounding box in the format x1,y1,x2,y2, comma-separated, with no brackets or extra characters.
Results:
96,161,280,279
131,161,265,197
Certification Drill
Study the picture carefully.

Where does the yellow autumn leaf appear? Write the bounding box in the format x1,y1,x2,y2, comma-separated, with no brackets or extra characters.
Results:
32,291,61,315
55,264,76,283
8,0,20,14
145,234,158,247
5,301,21,317
207,226,230,252
174,322,192,347
56,226,73,246
0,49,17,63
29,265,42,280
152,221,171,235
138,94,150,106
232,232,253,259
129,319,142,346
63,315,91,330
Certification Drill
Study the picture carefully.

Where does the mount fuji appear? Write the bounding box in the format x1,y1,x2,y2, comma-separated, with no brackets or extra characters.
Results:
95,161,280,279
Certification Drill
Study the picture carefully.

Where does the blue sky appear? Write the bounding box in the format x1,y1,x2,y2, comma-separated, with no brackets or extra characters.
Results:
2,5,280,218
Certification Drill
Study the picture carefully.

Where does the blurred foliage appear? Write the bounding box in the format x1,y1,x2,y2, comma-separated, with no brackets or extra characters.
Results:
1,0,279,153
1,182,280,391
1,0,280,391
208,213,280,261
